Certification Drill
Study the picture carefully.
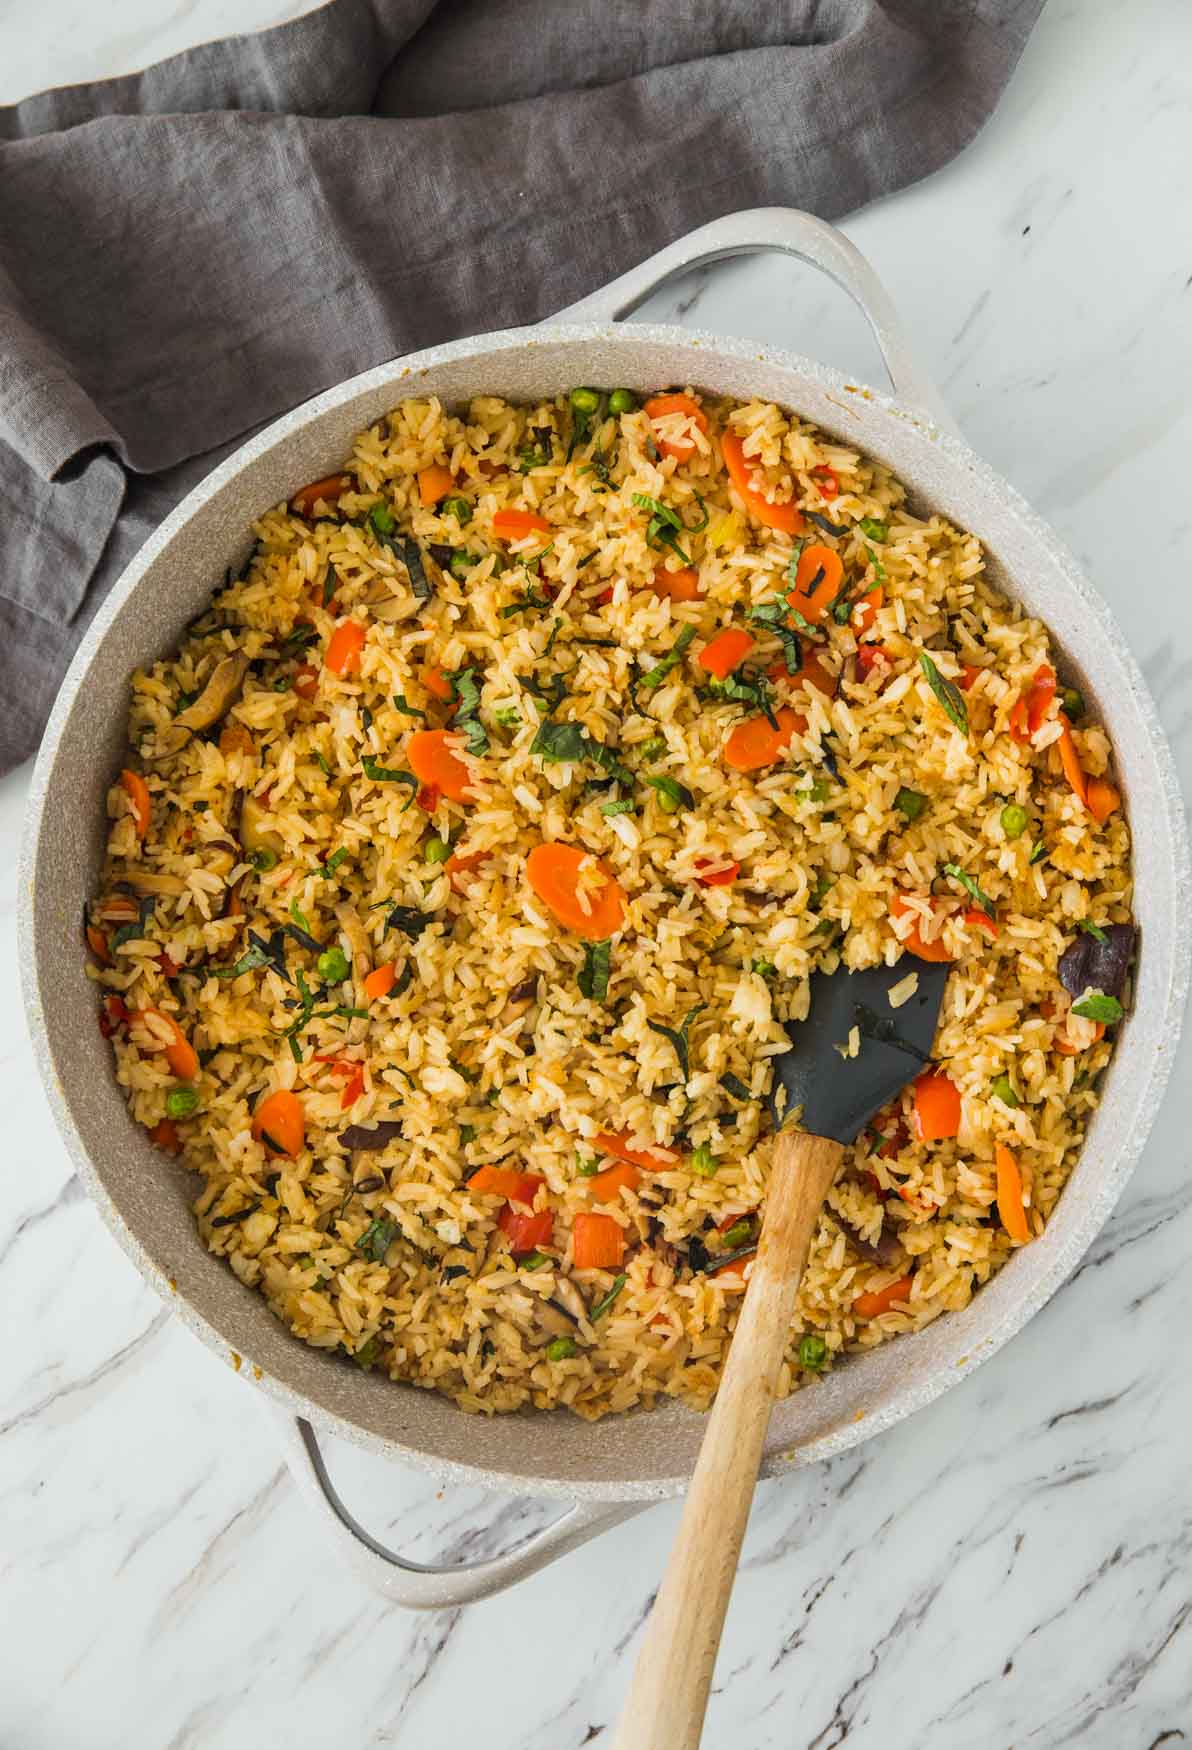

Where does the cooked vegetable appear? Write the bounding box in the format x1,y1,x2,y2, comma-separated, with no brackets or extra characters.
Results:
119,769,152,838
1071,991,1124,1024
644,392,708,461
252,1088,305,1157
942,863,995,918
608,388,637,415
360,964,396,1003
578,938,612,1002
694,858,739,887
1057,922,1135,1001
918,652,969,735
990,1074,1019,1108
291,473,353,517
470,1165,542,1204
385,904,434,940
356,1217,400,1262
720,431,804,534
852,1275,914,1319
587,1159,640,1203
422,836,451,865
852,585,883,635
1077,919,1107,943
912,1069,961,1141
894,787,927,821
165,1086,199,1119
789,544,843,625
652,564,703,602
889,893,953,964
639,622,697,691
316,945,350,984
149,1119,180,1153
418,665,453,702
723,706,805,772
340,1120,403,1151
1056,723,1088,805
530,719,632,783
130,1007,199,1081
995,1143,1031,1243
1086,778,1121,824
698,627,756,680
647,1003,704,1081
545,1336,579,1361
798,1334,828,1370
645,775,692,814
492,508,551,541
325,620,367,677
592,1131,675,1171
498,1205,553,1254
1061,687,1084,719
418,464,455,507
689,1143,718,1177
1000,803,1028,839
526,842,627,939
858,517,888,541
587,1264,629,1312
407,729,477,802
719,1073,754,1103
172,653,249,735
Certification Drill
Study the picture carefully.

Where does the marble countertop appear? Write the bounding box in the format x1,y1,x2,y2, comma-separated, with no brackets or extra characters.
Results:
3,2,1191,1745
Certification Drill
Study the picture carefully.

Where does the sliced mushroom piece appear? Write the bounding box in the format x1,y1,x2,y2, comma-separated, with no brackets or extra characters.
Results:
175,653,250,734
828,1209,903,1268
531,1301,577,1343
551,1275,588,1323
110,866,188,896
239,793,284,863
334,901,373,1006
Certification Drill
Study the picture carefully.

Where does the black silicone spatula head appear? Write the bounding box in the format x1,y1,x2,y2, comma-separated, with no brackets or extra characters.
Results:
769,960,950,1145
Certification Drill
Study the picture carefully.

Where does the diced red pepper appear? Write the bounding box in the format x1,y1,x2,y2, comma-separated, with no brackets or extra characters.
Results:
497,1204,553,1254
813,465,840,499
694,859,740,887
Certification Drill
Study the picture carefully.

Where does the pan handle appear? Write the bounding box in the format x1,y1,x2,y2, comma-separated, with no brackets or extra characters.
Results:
275,1413,646,1608
551,206,959,437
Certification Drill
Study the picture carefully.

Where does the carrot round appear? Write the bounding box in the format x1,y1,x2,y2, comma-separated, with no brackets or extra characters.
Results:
130,1007,199,1082
148,1118,181,1154
890,894,954,964
446,846,492,889
1056,723,1088,806
912,1070,961,1142
720,432,804,535
851,585,883,635
789,544,844,625
698,627,756,680
470,1165,542,1205
964,907,1000,939
572,1211,625,1270
363,964,397,1002
417,464,455,508
1086,777,1121,824
325,619,367,677
418,664,454,701
587,1159,641,1204
408,729,477,802
525,843,626,939
852,1274,915,1319
491,508,551,541
652,564,702,602
592,1131,675,1171
644,393,709,461
1054,1019,1105,1056
86,925,111,964
252,1088,305,1158
119,769,151,838
995,1143,1031,1243
723,706,805,772
767,648,837,698
291,473,353,518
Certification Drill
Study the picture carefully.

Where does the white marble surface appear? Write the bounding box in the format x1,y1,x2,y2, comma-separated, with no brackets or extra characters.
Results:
3,1,1192,1744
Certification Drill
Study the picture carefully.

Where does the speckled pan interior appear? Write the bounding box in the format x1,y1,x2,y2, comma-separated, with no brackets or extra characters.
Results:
22,326,1191,1502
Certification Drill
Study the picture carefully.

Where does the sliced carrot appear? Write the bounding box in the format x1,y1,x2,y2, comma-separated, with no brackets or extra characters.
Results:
130,1007,199,1082
812,464,839,499
851,585,883,636
769,648,837,698
912,1070,961,1142
498,1205,553,1254
890,894,954,964
592,1131,675,1171
652,564,703,602
1086,778,1121,825
1056,723,1088,806
339,1065,365,1110
119,769,151,838
587,1159,641,1203
325,619,367,677
698,627,756,680
492,508,551,541
408,729,477,803
720,431,804,535
149,1118,181,1154
1054,1019,1105,1056
964,907,1000,939
446,845,492,889
363,964,397,1002
694,858,740,887
644,393,709,461
293,664,320,701
710,1250,757,1283
291,473,353,518
1026,664,1057,734
995,1143,1031,1243
470,1165,543,1205
789,544,845,625
723,706,805,772
960,664,984,692
252,1088,305,1157
86,925,111,964
853,1274,915,1319
572,1211,625,1270
99,994,129,1038
525,843,626,940
417,464,455,508
419,664,454,702
857,644,894,681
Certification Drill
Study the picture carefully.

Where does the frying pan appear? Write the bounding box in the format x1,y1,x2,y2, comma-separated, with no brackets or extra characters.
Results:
21,209,1190,1609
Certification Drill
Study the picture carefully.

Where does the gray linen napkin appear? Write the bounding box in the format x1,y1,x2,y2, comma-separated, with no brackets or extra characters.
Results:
0,0,1042,770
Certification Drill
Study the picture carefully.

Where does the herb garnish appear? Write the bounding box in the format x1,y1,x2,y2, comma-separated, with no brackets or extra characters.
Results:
392,694,426,718
704,665,780,731
320,847,349,878
446,666,488,756
386,905,435,940
212,942,273,980
719,1072,754,1102
1077,919,1108,943
645,774,693,814
918,652,969,735
361,757,419,793
631,492,707,566
638,623,696,692
858,517,888,542
590,1274,628,1320
647,1003,705,1082
805,511,845,538
530,719,632,783
943,862,996,917
355,1217,400,1262
895,787,927,821
1071,991,1123,1024
578,939,612,1003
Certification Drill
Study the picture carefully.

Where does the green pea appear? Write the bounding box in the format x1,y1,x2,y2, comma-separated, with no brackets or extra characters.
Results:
317,945,350,983
545,1337,578,1361
798,1333,828,1370
424,837,451,864
249,848,278,872
442,496,472,525
1061,687,1084,720
369,502,396,535
608,388,637,415
449,550,473,580
166,1086,199,1119
568,387,600,415
895,787,927,821
690,1144,719,1177
1000,803,1028,840
990,1074,1019,1108
720,1218,756,1249
519,1250,551,1271
797,778,832,804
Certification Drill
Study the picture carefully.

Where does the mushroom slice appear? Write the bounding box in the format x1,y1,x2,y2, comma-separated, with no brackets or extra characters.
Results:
551,1275,588,1324
110,866,187,896
334,901,373,1005
238,793,284,863
174,654,250,734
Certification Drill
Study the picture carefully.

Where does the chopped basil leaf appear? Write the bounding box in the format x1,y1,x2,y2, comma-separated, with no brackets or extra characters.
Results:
719,1072,754,1102
639,623,696,692
690,1143,718,1177
1071,991,1123,1024
446,666,489,756
590,1274,628,1321
386,905,434,940
600,799,636,816
990,1074,1019,1108
578,939,612,1003
918,652,969,735
355,1217,399,1262
1028,840,1049,865
361,758,418,789
647,1003,705,1082
530,718,632,783
943,862,996,916
806,511,844,538
320,847,349,877
315,750,332,777
858,517,888,542
1077,919,1108,943
392,695,426,718
289,897,312,935
645,774,693,814
705,665,779,729
212,943,273,980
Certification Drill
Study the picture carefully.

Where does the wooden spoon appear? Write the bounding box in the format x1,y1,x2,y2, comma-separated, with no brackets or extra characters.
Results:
611,958,949,1750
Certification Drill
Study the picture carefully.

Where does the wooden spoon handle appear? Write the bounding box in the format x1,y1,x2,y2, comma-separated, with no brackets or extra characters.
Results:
611,1131,843,1750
